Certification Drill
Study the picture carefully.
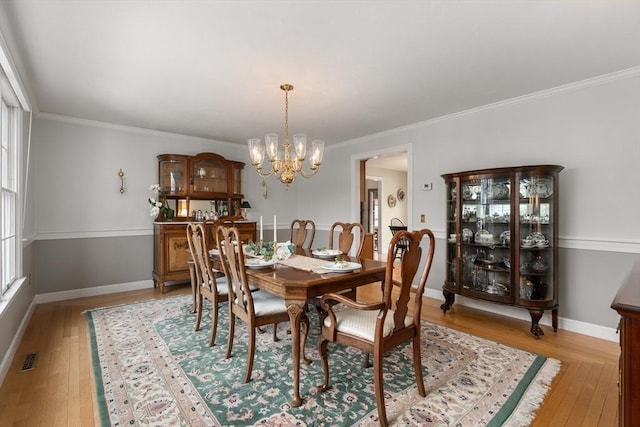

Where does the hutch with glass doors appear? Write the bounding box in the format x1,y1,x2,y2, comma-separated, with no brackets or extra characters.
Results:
153,152,256,293
441,165,563,338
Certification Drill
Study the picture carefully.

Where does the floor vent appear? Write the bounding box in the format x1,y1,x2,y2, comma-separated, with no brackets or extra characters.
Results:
19,352,38,372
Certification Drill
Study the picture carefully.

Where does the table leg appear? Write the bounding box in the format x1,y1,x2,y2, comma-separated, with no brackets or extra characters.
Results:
286,300,305,407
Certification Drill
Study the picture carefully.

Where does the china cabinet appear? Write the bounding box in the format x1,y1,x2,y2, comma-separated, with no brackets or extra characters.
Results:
611,260,640,426
441,165,563,338
152,152,256,293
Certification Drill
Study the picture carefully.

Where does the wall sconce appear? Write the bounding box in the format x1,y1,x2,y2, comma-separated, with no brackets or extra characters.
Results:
117,169,125,194
241,201,251,220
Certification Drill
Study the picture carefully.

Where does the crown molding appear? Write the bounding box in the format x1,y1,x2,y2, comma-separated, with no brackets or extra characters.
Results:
35,112,238,147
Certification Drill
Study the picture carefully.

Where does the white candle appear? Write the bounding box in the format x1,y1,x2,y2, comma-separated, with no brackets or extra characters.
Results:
259,216,263,241
274,215,277,242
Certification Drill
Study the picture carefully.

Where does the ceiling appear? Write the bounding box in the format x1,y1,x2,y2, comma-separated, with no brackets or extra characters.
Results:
1,1,639,147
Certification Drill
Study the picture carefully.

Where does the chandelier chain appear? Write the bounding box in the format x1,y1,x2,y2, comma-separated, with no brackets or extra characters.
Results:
284,87,289,141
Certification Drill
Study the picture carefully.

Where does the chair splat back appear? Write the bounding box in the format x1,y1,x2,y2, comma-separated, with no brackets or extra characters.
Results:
289,219,316,249
384,229,434,331
328,221,365,257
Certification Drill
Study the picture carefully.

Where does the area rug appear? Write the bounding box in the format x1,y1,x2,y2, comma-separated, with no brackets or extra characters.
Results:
86,294,560,426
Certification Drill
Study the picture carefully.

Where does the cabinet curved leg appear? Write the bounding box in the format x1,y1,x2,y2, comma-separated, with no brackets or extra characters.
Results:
552,308,558,332
528,309,545,339
441,289,455,313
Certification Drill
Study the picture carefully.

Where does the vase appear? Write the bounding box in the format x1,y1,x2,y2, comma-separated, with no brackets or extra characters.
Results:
155,210,166,222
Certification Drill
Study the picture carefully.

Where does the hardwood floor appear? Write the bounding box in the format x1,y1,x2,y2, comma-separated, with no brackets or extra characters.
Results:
0,282,619,426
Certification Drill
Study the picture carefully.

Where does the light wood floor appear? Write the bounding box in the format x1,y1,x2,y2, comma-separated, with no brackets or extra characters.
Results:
0,282,619,426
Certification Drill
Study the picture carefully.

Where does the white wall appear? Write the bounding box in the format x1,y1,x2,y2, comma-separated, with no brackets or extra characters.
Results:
32,115,298,240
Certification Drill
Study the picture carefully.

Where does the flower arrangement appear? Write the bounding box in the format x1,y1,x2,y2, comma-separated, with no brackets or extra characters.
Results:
148,184,174,220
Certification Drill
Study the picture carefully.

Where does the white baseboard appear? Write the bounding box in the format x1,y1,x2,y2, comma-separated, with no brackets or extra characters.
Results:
0,298,36,388
424,288,618,343
34,280,154,304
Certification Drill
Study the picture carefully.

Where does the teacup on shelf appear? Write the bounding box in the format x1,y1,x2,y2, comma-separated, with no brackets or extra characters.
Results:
521,238,534,248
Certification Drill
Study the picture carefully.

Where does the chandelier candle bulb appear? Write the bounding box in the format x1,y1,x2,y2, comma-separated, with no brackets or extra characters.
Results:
260,216,263,242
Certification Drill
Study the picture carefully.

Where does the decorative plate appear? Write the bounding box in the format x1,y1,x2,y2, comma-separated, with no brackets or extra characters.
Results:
312,249,343,259
387,194,397,207
245,258,275,269
322,261,362,273
489,183,509,200
397,188,406,202
532,178,553,198
527,232,546,243
462,228,474,242
521,177,553,198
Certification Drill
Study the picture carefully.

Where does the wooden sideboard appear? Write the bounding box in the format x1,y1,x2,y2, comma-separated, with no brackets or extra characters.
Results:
611,259,640,427
153,221,256,293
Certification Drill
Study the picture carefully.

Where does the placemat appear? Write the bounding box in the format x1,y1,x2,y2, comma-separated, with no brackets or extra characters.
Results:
277,254,329,273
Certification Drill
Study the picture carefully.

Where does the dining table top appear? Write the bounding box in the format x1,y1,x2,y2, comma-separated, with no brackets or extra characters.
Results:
244,253,386,300
211,246,387,301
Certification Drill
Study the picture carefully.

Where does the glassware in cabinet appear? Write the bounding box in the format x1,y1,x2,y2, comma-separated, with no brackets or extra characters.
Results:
158,155,187,196
192,156,228,194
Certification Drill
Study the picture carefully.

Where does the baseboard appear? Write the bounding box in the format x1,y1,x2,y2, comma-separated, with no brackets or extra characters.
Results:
423,288,618,343
0,298,36,388
34,280,154,304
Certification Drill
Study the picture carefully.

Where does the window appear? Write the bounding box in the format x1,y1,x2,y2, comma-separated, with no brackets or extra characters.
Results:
0,67,20,296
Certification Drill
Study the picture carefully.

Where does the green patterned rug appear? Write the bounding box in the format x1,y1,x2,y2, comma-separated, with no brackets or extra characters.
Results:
86,294,559,426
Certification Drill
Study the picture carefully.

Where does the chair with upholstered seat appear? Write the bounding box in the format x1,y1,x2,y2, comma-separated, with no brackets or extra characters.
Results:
186,222,229,347
317,228,436,427
289,219,316,249
216,225,301,383
301,221,366,356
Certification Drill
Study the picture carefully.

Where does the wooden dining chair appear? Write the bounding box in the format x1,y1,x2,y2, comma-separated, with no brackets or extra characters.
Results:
317,228,436,427
289,219,316,249
186,222,229,347
389,217,409,260
301,221,367,356
216,225,300,383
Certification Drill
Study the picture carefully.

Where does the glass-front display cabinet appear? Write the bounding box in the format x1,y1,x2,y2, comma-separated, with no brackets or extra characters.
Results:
157,153,245,219
441,165,563,338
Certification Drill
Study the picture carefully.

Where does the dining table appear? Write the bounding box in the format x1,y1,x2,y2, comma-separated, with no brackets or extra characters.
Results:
211,246,387,407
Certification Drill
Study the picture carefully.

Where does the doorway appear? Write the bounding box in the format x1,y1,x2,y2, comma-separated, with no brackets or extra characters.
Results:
359,151,409,256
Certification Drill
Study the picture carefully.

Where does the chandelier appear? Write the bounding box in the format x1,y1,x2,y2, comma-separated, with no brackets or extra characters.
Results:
248,84,324,186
